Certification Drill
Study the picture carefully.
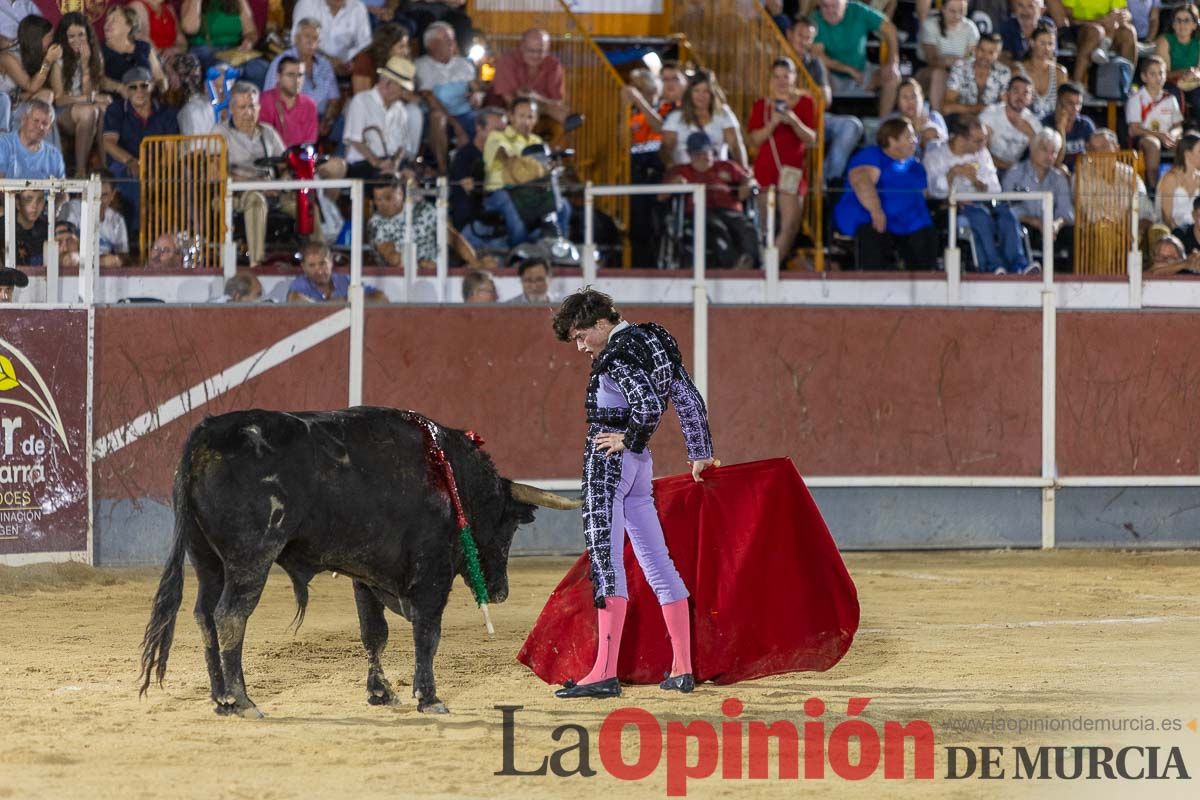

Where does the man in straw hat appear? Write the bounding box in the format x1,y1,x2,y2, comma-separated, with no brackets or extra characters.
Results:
344,56,419,180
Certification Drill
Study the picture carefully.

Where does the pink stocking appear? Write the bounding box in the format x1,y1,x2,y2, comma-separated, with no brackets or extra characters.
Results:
580,596,628,684
662,598,692,676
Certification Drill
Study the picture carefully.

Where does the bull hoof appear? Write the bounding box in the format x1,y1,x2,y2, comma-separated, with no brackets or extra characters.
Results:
418,700,449,714
237,705,265,720
214,703,238,716
368,691,400,706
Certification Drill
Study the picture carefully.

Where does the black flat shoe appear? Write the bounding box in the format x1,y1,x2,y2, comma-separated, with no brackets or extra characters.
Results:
659,673,695,693
555,677,621,699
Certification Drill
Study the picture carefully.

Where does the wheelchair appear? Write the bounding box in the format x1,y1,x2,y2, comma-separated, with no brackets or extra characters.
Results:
655,187,763,270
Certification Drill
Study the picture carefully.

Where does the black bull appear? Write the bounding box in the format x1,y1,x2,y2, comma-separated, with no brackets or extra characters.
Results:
138,407,579,717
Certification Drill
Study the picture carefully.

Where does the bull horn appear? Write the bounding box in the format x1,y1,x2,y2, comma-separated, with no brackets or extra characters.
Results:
510,482,582,510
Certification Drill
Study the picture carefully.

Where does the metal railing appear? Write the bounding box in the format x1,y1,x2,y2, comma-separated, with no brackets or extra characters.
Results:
139,134,228,268
2,177,101,305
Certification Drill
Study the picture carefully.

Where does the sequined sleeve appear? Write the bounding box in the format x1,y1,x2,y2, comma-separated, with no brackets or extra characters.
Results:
670,363,713,461
608,361,665,454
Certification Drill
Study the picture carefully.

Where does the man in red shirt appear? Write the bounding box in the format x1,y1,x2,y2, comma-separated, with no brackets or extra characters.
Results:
666,131,761,269
259,57,319,149
491,27,571,147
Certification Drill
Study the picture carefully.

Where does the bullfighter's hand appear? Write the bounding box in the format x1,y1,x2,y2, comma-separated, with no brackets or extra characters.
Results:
593,432,625,454
690,457,720,482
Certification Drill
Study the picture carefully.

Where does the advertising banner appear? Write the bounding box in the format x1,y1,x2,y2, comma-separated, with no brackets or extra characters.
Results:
0,309,91,563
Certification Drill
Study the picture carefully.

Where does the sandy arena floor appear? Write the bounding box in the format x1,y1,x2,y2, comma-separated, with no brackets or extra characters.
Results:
1,551,1198,799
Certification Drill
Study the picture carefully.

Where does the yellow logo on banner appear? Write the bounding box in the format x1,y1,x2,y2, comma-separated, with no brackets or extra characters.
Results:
0,340,70,454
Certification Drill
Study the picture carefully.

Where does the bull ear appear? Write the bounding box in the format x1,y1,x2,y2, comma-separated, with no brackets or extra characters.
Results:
509,482,582,510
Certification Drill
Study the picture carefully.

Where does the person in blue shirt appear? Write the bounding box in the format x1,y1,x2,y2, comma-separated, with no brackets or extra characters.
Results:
835,117,938,270
286,240,387,303
0,101,66,179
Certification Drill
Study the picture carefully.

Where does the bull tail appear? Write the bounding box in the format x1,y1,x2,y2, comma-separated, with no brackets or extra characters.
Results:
286,570,309,633
138,458,192,697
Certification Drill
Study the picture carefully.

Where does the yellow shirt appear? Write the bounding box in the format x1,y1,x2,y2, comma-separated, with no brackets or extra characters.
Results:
1062,0,1125,22
483,126,544,192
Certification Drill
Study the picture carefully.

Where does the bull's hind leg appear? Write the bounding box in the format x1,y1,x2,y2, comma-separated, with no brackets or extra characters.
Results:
411,604,447,714
190,549,228,714
353,581,399,706
213,560,274,719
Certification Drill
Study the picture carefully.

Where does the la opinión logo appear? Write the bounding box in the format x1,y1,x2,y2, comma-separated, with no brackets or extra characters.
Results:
496,697,935,795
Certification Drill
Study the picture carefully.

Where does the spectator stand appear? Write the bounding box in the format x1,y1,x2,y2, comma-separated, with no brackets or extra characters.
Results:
2,177,102,305
469,0,632,263
670,0,826,271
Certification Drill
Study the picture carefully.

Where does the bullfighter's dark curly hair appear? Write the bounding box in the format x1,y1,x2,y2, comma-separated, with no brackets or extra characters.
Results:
552,287,621,341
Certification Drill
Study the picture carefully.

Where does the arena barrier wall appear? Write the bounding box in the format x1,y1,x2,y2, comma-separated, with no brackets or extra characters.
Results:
84,304,1200,565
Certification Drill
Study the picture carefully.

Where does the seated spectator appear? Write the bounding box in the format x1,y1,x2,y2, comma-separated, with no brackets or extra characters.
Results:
0,101,65,178
1046,82,1093,169
416,21,481,172
287,240,386,302
147,232,184,268
290,0,372,74
1156,5,1200,125
925,115,1028,273
491,28,572,148
461,267,497,303
50,12,110,178
449,105,507,249
368,180,476,268
482,96,571,247
944,33,1011,116
218,269,264,301
1018,23,1068,119
1050,0,1137,86
666,131,761,270
888,77,948,157
130,0,188,58
13,190,48,266
505,257,554,304
1127,55,1183,190
1130,0,1162,42
174,53,216,135
747,57,816,259
0,264,28,301
102,67,180,228
623,67,665,153
55,220,81,268
101,7,168,97
1000,0,1056,67
259,57,320,148
1147,233,1199,274
263,17,342,139
1156,133,1200,230
1082,127,1154,233
344,56,417,178
980,75,1043,170
811,0,901,116
0,16,57,120
1003,128,1074,269
214,81,288,266
785,18,861,183
397,0,475,56
58,176,130,267
181,0,262,80
661,69,748,169
834,118,938,270
918,0,979,111
1174,196,1200,253
351,22,411,94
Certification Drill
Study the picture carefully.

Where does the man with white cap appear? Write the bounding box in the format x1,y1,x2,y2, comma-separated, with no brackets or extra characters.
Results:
343,56,417,179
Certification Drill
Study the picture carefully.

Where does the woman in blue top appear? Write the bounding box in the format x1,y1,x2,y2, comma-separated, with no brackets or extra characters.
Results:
834,118,938,270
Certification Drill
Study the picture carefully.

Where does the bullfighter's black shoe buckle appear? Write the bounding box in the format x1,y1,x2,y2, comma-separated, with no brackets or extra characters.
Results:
554,677,621,699
659,673,695,693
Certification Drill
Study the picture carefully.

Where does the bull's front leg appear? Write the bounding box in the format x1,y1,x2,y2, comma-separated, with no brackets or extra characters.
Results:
352,580,399,706
411,606,447,714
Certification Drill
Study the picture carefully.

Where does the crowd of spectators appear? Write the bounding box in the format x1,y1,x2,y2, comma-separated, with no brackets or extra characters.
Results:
5,0,1200,298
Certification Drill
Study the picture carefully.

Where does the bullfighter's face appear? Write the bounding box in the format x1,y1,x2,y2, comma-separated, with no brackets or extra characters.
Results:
569,319,615,360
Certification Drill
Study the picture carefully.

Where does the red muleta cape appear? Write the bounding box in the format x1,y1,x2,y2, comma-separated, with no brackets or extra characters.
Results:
517,457,860,685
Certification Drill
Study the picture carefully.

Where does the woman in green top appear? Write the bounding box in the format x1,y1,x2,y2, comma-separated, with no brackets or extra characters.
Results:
1157,4,1200,120
181,0,268,86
